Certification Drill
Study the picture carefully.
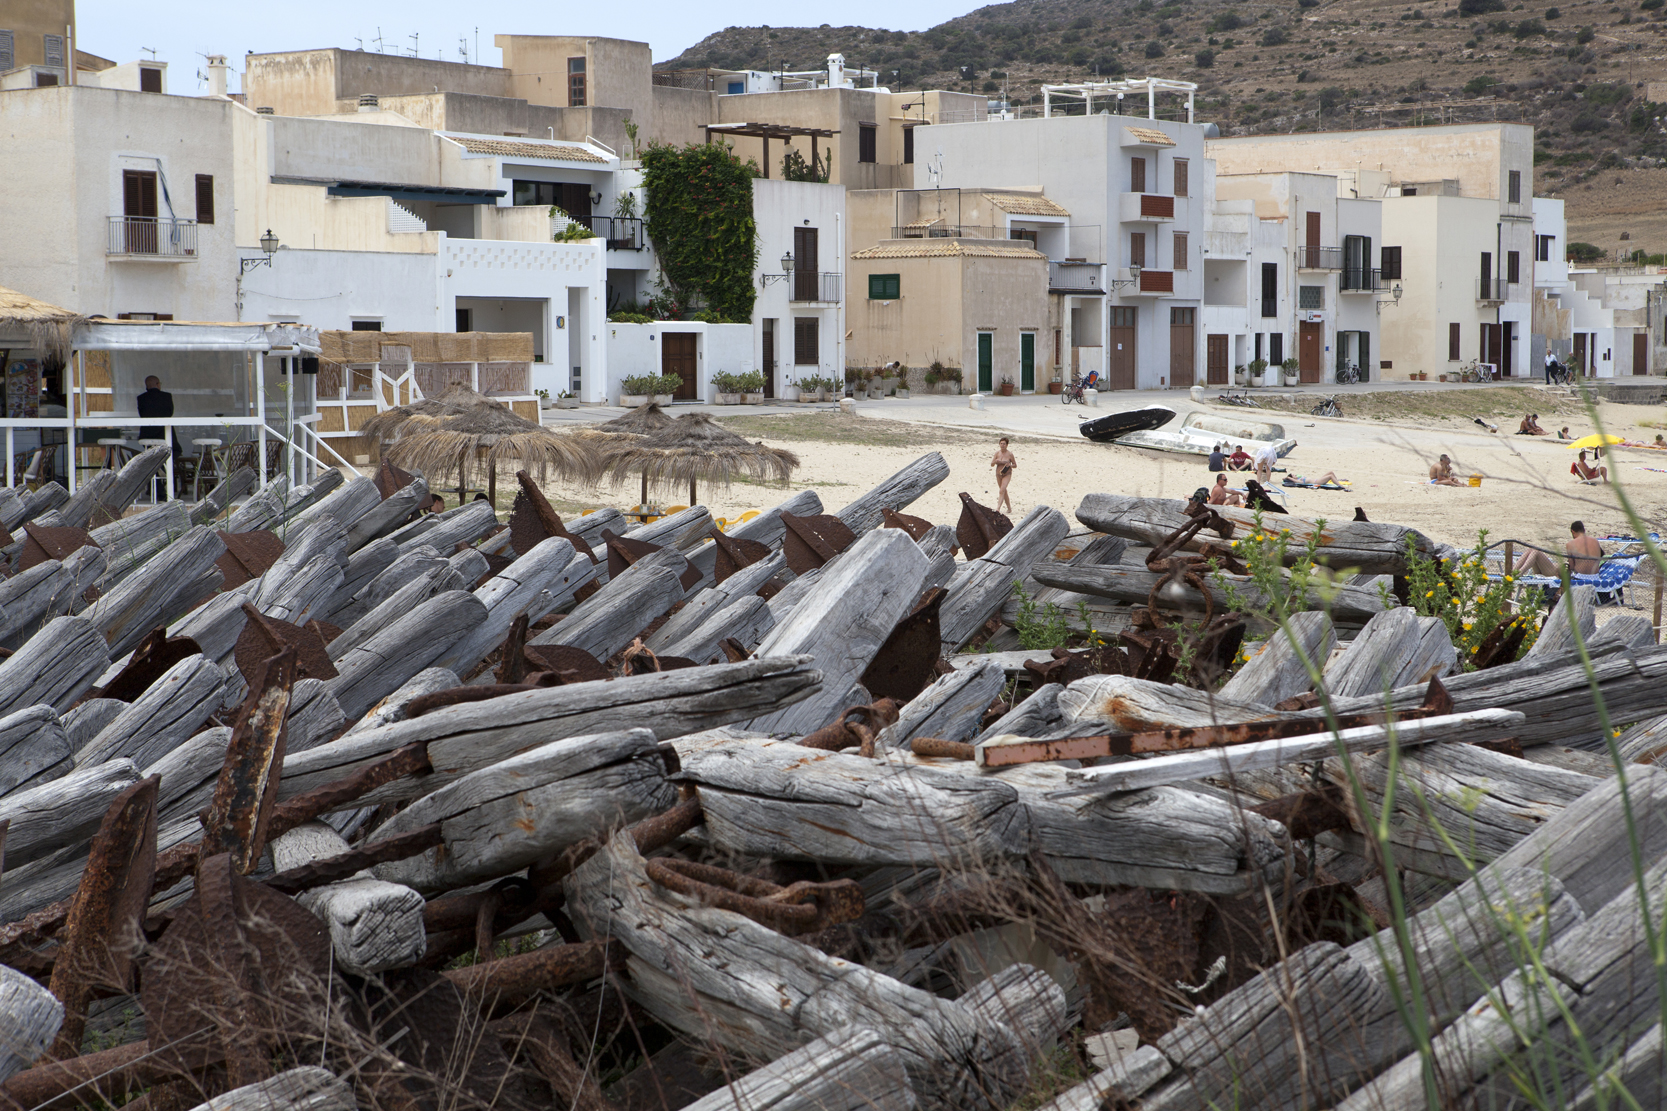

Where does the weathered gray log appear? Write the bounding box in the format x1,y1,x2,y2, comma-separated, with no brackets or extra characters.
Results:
434,538,597,676
165,589,251,671
529,546,690,662
182,1066,356,1111
446,545,488,586
61,699,123,758
0,545,107,645
371,728,675,892
836,453,951,537
918,523,958,562
974,683,1064,745
1031,561,1391,626
148,725,232,820
939,506,1071,652
74,654,227,770
748,529,928,734
1056,709,1524,794
0,706,71,798
246,518,349,628
1075,492,1437,575
1524,584,1598,662
41,470,117,531
315,535,398,622
0,963,63,1083
565,828,1031,1111
271,822,426,974
99,445,172,517
191,465,258,527
661,592,775,665
0,758,139,869
1033,1047,1172,1111
87,525,227,655
0,616,111,717
679,1024,917,1111
623,504,716,553
89,500,193,589
326,590,486,721
998,533,1129,631
326,562,465,664
288,678,346,753
325,545,447,629
345,667,459,736
16,482,67,526
224,477,290,533
1056,674,1285,733
1591,612,1655,652
564,506,625,553
346,477,426,553
0,488,26,532
646,553,785,655
1320,606,1456,700
1218,610,1335,705
280,656,819,806
290,475,381,535
878,660,1005,750
396,498,497,557
276,468,345,524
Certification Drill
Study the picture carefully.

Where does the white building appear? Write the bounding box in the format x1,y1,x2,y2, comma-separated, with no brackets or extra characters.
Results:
751,178,845,397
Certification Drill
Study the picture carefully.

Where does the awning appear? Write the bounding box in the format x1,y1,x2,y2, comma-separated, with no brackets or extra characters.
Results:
272,176,506,204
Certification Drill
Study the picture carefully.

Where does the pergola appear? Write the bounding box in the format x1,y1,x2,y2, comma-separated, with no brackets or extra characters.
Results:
702,122,839,179
1041,76,1199,123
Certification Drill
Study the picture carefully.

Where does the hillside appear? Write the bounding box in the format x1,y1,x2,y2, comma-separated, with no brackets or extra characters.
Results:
662,0,1667,258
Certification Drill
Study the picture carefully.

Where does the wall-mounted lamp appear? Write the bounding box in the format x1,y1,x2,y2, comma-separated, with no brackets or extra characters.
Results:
1375,281,1404,316
590,190,604,207
762,251,797,286
240,229,280,273
1109,262,1140,292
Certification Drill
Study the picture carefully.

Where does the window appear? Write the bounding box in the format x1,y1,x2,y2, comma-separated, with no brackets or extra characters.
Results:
1536,235,1553,262
1010,228,1038,246
1507,250,1520,284
194,175,214,225
1449,323,1461,361
568,57,586,107
903,127,914,165
1130,156,1147,194
511,180,591,216
1380,246,1402,280
351,320,383,332
858,124,877,164
1173,158,1189,198
0,31,13,74
456,308,472,332
1299,285,1324,310
793,317,819,365
1480,251,1493,282
123,170,158,218
43,33,63,67
1269,333,1283,365
1130,231,1146,269
726,80,745,94
1260,262,1277,318
139,67,162,93
1254,333,1263,362
1508,169,1522,204
1172,231,1188,271
868,273,900,299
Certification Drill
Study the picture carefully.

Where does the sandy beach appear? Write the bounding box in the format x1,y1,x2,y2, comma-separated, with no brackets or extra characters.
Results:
536,386,1667,562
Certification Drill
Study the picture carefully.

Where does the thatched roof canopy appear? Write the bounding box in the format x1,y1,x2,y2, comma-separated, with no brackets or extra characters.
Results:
596,402,675,436
597,412,799,494
0,285,85,361
369,384,601,488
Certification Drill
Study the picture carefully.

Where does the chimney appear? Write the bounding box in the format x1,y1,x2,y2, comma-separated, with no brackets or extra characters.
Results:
826,53,845,89
358,93,378,112
206,54,227,97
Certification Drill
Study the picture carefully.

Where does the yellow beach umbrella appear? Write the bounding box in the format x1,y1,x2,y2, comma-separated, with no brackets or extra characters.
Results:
1565,433,1624,450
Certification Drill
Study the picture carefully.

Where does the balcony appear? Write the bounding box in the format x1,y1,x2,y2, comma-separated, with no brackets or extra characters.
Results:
107,216,199,260
1477,277,1507,303
1119,193,1175,222
1049,261,1105,294
790,271,843,303
1340,267,1384,293
1296,245,1342,271
573,215,646,251
1117,268,1173,295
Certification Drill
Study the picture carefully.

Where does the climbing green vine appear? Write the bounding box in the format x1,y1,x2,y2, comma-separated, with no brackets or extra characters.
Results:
639,142,759,323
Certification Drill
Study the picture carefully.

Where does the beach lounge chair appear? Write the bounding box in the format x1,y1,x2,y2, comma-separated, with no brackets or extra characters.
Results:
1512,554,1644,606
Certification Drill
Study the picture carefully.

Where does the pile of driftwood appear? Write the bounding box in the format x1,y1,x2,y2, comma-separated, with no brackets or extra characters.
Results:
0,442,1663,1111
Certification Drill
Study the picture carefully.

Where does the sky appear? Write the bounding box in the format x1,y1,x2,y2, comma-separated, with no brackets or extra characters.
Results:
75,0,976,93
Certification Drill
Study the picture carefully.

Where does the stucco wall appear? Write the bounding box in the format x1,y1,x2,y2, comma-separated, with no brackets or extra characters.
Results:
752,178,846,393
244,49,512,118
5,0,75,69
604,321,752,403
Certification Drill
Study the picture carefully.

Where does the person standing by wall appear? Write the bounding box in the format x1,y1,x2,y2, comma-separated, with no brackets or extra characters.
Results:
990,436,1016,515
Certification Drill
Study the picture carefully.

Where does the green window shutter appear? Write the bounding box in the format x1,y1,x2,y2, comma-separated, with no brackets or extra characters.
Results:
868,273,900,299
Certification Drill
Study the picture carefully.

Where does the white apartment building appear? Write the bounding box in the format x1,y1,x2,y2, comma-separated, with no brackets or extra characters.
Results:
751,179,845,397
1208,123,1537,380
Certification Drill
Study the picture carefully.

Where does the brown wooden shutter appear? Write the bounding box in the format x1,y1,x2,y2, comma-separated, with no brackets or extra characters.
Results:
1174,158,1188,197
1173,231,1188,271
194,175,214,224
1130,157,1146,194
123,171,158,218
1305,211,1321,248
1130,232,1146,269
1449,323,1461,361
794,317,819,365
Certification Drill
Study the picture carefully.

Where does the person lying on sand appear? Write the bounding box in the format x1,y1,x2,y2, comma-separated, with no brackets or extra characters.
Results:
1558,427,1572,441
1474,417,1498,433
1430,455,1465,486
1283,471,1345,489
1573,449,1608,484
1208,474,1244,507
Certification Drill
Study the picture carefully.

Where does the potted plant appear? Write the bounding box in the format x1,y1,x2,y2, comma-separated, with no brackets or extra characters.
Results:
737,370,767,404
998,374,1015,397
536,388,553,410
555,391,579,409
1247,358,1269,388
1048,373,1063,395
866,369,886,400
1234,364,1248,385
620,373,679,406
1281,357,1300,387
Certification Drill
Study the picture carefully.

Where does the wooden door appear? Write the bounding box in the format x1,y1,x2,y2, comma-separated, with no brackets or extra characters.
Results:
122,170,158,254
761,319,776,396
1168,308,1195,389
1303,211,1321,268
1206,334,1229,385
1573,333,1588,376
1635,332,1649,376
1020,333,1035,391
661,332,697,399
793,227,819,302
1108,307,1137,390
977,333,993,392
1298,322,1322,383
1481,324,1502,370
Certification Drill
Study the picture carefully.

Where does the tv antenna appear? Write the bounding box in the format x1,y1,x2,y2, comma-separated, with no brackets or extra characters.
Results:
141,47,158,60
373,28,386,53
408,32,419,57
354,37,363,50
458,35,468,63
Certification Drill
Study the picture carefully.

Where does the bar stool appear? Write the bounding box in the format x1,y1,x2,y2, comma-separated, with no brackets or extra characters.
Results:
137,439,170,502
99,438,138,470
191,438,223,500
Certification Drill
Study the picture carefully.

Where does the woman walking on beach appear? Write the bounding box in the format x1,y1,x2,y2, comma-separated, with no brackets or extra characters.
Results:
991,437,1016,515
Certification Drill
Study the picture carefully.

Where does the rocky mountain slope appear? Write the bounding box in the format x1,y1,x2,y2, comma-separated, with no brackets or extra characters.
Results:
663,0,1667,257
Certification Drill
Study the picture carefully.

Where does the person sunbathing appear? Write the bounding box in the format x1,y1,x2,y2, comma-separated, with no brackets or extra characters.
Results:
1517,413,1549,436
1283,471,1344,488
1558,427,1572,440
1515,520,1603,576
1573,449,1608,483
1430,455,1465,486
1207,474,1244,507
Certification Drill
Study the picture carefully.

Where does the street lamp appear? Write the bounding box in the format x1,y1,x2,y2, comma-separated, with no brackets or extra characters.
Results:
761,250,797,286
241,229,280,273
1376,280,1403,316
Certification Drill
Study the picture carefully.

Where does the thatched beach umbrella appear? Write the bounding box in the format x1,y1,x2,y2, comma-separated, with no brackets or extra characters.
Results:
596,402,675,436
597,411,799,506
0,285,85,363
364,384,598,504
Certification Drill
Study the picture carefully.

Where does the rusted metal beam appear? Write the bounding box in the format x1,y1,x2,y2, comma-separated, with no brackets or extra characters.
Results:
861,587,948,704
200,647,295,875
0,1039,224,1111
442,939,619,1005
798,699,899,755
94,628,206,703
778,509,856,575
266,823,443,895
643,857,864,935
880,506,936,543
234,603,337,685
910,737,975,760
267,741,431,840
706,525,771,585
510,469,598,564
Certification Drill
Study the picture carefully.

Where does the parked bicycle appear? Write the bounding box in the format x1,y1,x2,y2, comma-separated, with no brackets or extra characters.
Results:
1311,395,1344,418
1335,363,1361,385
1218,391,1260,408
1062,372,1086,405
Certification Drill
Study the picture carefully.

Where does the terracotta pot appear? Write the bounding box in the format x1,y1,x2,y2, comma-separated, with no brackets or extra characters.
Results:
1048,381,1063,394
999,383,1015,396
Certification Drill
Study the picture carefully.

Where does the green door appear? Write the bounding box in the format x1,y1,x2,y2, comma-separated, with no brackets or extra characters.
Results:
1020,333,1035,392
978,333,993,392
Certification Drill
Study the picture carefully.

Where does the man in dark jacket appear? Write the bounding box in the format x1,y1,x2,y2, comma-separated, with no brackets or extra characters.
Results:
137,376,174,443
